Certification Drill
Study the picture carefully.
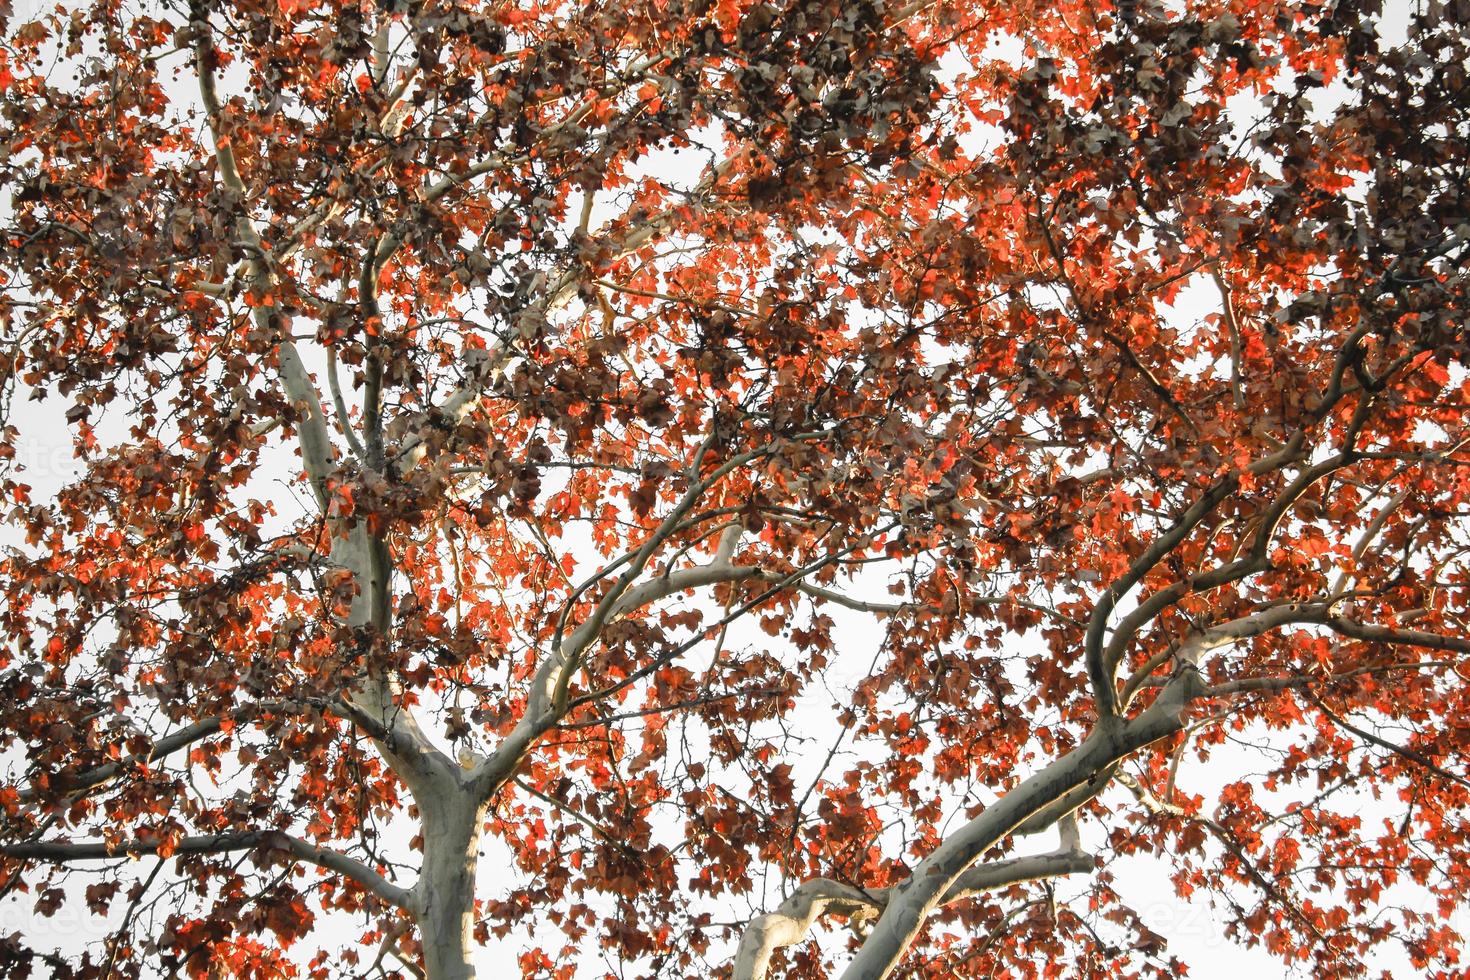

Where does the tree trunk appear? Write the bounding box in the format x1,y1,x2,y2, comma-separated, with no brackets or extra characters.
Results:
416,786,485,980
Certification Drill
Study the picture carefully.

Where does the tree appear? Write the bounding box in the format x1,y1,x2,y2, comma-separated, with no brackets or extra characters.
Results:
0,0,1467,976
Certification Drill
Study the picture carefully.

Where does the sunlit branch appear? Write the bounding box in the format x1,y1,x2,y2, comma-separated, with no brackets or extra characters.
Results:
733,817,1092,980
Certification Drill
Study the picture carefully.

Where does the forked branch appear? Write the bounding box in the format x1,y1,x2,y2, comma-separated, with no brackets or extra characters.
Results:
732,817,1093,980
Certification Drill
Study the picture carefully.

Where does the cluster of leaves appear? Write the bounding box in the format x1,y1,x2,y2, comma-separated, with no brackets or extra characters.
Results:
0,0,1466,977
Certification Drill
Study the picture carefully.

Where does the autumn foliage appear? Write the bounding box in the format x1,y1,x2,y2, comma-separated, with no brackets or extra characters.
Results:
0,0,1468,977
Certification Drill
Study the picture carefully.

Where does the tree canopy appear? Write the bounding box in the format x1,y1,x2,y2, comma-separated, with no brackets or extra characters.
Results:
0,0,1468,977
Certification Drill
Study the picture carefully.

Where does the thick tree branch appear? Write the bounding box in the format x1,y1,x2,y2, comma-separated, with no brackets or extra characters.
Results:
733,817,1092,980
1083,475,1243,717
191,7,338,507
831,665,1210,980
191,15,447,783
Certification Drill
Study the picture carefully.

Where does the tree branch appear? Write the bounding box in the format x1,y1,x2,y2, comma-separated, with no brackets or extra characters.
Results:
833,669,1205,980
1306,691,1470,792
1,830,411,909
733,817,1093,980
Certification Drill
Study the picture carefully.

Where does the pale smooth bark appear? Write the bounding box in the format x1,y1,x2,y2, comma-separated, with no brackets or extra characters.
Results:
830,675,1202,980
815,607,1292,979
412,784,488,980
732,818,1092,980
